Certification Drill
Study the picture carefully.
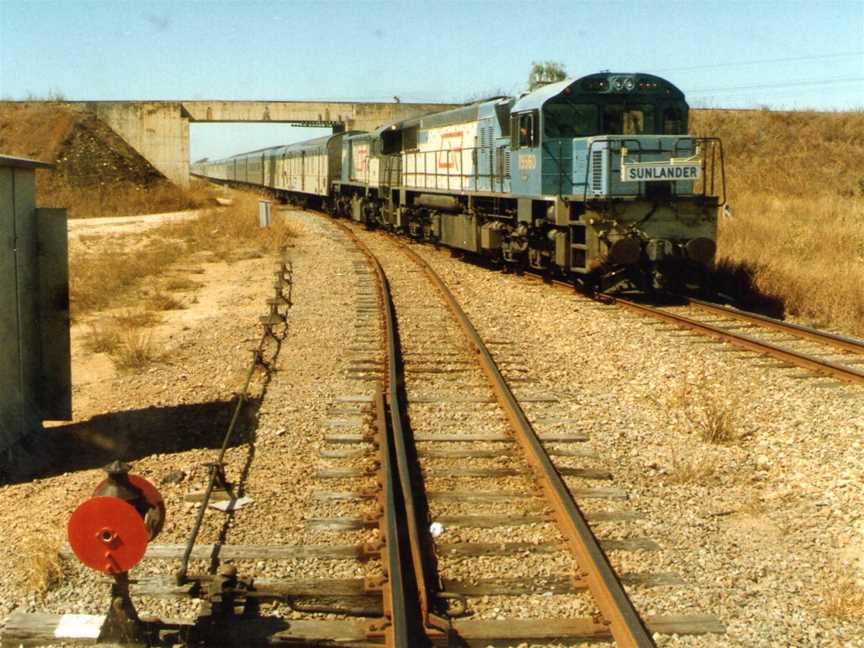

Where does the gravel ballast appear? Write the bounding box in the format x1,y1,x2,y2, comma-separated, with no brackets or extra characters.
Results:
2,208,861,647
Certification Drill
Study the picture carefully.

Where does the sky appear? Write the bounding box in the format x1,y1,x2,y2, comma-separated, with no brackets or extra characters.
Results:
1,0,863,160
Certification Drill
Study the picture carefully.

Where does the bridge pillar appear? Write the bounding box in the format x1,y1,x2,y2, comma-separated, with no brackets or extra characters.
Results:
87,102,190,188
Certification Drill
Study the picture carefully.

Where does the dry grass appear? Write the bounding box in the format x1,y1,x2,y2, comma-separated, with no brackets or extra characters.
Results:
114,328,157,369
146,292,185,311
84,319,122,354
662,372,741,444
70,237,186,314
821,576,864,621
163,191,296,261
19,531,66,597
164,276,203,291
666,453,718,484
39,176,217,219
84,311,161,369
70,189,293,318
689,395,738,444
112,309,160,328
716,194,864,334
692,109,864,336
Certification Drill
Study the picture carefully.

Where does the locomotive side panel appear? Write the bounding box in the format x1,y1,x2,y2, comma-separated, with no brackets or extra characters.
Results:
404,120,478,192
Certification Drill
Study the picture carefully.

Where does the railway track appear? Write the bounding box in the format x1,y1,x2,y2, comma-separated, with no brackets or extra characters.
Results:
329,219,724,646
118,209,858,646
606,296,864,386
15,210,745,647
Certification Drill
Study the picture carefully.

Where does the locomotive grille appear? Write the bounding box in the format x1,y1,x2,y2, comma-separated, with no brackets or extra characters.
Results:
481,125,492,150
481,125,493,178
591,150,604,193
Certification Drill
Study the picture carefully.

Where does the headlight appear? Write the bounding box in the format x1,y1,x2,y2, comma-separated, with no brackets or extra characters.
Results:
613,78,624,91
624,78,635,91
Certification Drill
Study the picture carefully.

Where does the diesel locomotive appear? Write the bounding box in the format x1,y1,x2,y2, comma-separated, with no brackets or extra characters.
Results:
192,72,726,292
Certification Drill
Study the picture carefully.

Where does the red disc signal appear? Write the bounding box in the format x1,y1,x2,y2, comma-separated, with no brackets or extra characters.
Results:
92,473,166,539
67,497,149,574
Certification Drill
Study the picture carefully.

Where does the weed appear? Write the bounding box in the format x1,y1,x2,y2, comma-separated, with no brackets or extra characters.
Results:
690,395,739,444
821,576,864,621
664,372,741,444
146,292,185,311
19,532,65,597
114,328,157,369
667,453,718,484
84,320,122,354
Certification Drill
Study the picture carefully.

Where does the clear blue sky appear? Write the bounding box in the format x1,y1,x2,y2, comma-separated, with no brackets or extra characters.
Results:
1,0,862,160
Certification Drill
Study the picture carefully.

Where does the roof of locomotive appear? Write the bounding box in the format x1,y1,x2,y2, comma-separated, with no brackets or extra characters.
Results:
385,96,511,133
511,73,686,113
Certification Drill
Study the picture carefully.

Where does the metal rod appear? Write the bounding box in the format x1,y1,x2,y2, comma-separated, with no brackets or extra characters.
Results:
176,314,283,584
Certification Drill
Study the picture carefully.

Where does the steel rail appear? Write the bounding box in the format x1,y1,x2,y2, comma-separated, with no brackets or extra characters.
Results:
684,297,864,354
613,297,864,385
374,388,413,646
396,242,656,648
335,221,433,646
543,274,864,382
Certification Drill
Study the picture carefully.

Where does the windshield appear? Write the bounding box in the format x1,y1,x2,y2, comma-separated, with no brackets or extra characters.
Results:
662,107,685,134
602,104,655,135
543,100,599,138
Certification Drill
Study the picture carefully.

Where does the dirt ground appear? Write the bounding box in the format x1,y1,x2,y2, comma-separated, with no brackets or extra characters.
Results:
66,210,203,241
0,207,280,621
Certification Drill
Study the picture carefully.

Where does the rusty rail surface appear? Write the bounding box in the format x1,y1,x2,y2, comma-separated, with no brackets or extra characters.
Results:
334,221,433,646
613,297,864,385
394,242,657,648
373,388,417,646
684,297,864,355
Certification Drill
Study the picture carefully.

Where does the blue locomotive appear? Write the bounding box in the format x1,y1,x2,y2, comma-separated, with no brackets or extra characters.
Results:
192,72,725,292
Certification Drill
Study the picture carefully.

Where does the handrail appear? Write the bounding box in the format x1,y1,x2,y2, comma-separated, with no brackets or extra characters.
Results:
401,145,509,192
581,136,725,204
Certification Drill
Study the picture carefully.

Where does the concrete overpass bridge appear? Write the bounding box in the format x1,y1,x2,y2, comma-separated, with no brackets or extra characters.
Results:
68,100,462,187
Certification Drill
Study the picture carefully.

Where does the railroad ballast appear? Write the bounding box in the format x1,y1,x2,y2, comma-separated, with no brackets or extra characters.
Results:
193,72,727,292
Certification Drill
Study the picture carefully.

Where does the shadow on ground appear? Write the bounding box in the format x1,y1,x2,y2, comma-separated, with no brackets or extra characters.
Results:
3,399,258,484
709,260,785,318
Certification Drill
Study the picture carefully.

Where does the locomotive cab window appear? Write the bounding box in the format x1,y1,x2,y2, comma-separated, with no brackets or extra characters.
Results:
601,104,655,135
662,107,685,134
543,101,598,138
512,112,537,149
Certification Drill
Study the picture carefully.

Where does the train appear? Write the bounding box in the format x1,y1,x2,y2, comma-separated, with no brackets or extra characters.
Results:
192,72,726,293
